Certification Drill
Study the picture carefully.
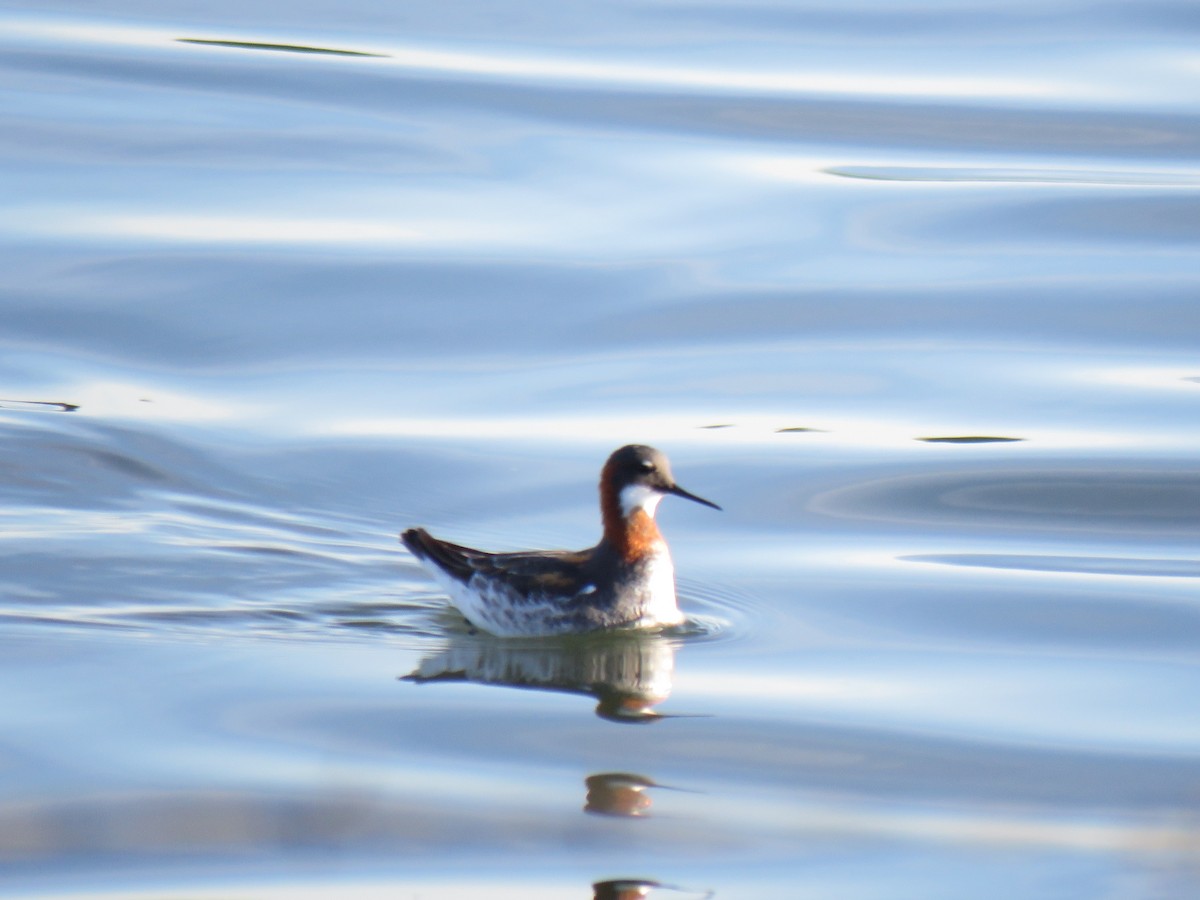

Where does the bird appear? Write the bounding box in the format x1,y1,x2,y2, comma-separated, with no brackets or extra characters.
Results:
401,444,720,637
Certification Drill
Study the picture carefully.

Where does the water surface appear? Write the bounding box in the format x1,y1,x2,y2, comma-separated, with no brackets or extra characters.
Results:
3,2,1200,898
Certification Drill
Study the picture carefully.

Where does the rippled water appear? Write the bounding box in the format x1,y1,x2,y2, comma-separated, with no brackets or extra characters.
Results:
4,2,1200,898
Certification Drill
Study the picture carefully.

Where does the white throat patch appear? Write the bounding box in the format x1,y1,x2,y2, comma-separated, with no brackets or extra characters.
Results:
620,483,664,517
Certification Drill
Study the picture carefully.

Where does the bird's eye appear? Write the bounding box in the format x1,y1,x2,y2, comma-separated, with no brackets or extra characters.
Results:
639,460,656,472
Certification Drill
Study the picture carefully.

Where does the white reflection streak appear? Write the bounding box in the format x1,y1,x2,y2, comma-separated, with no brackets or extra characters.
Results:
687,671,907,705
740,157,1200,187
778,803,1199,855
7,19,1063,101
320,414,795,444
54,214,423,245
26,882,575,900
383,46,1053,100
1092,366,1200,391
319,413,1152,452
66,381,251,421
0,508,148,539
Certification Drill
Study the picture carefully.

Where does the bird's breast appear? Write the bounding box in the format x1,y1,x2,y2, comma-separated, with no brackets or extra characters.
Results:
615,509,666,562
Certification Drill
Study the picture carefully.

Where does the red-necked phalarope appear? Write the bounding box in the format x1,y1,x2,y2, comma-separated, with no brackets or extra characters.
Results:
401,444,720,637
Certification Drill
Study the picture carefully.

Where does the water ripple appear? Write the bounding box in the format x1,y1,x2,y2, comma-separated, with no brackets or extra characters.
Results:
828,165,1200,186
809,465,1200,535
906,553,1200,579
177,38,386,58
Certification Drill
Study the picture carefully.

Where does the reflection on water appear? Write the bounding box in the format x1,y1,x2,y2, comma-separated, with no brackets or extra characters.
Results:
177,38,387,58
0,398,78,413
906,553,1200,578
584,773,659,818
916,435,1023,444
404,631,679,722
828,165,1200,186
593,880,659,900
808,465,1200,535
592,879,711,900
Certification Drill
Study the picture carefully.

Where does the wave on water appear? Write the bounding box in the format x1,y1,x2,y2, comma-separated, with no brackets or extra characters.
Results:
905,553,1200,579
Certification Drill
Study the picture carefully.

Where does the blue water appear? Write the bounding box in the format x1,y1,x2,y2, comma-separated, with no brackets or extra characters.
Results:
3,3,1200,898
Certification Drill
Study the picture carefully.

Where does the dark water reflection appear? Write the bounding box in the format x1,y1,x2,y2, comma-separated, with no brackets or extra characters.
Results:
405,631,681,722
585,773,661,818
593,879,711,900
808,465,1200,536
177,37,387,58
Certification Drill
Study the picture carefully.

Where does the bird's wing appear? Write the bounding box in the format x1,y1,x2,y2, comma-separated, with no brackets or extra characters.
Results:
402,528,594,599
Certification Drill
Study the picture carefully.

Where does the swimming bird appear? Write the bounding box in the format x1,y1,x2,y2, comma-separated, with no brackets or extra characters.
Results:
401,444,720,637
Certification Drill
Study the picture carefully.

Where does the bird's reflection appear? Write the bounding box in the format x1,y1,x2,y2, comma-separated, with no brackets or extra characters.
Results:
592,879,712,899
585,772,658,817
403,630,678,722
592,880,662,900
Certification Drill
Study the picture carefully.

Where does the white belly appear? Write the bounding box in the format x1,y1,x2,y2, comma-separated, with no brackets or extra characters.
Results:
635,551,684,628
